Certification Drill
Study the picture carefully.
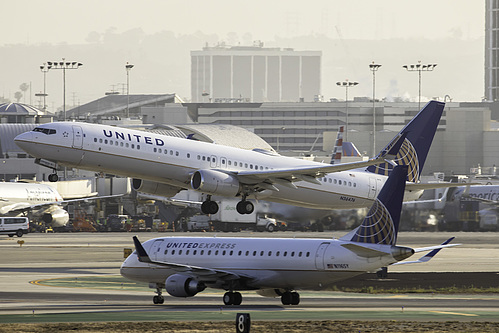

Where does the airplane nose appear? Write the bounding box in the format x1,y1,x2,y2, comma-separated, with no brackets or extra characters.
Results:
14,131,33,143
14,132,34,151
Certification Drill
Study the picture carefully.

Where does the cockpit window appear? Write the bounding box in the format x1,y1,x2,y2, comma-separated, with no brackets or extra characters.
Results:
33,127,56,135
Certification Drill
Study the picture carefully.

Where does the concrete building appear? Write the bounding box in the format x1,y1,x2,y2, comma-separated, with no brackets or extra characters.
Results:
485,0,499,101
191,42,321,103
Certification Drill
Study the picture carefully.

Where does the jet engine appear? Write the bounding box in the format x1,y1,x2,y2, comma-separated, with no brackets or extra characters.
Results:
42,208,69,228
132,179,182,198
165,274,206,297
191,169,240,197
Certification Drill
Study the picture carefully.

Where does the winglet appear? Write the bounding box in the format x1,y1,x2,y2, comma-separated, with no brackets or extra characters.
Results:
133,236,152,263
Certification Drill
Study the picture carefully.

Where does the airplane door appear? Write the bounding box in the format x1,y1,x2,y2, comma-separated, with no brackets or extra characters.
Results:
150,239,164,261
210,155,217,168
220,157,227,169
72,125,83,149
368,177,377,199
315,242,330,270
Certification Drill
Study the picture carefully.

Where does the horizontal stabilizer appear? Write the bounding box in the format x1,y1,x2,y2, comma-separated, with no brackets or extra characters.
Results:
393,237,459,265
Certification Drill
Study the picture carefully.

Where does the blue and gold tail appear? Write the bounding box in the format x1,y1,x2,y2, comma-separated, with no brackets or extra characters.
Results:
349,165,408,245
367,101,445,183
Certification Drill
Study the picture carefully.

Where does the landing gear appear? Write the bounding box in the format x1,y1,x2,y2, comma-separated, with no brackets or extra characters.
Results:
201,196,219,215
48,173,59,182
152,285,165,304
223,291,242,305
281,291,300,305
236,200,254,215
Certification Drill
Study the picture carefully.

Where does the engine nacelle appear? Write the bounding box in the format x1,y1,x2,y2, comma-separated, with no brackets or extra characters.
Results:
42,208,69,228
256,288,287,298
191,169,240,197
165,274,206,298
132,179,181,198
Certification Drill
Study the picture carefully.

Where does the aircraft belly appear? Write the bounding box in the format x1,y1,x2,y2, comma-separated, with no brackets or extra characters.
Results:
270,185,371,210
79,150,190,187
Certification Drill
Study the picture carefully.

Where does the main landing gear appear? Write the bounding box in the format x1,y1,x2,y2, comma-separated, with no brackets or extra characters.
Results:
223,291,242,305
152,285,165,304
200,196,254,215
280,291,300,305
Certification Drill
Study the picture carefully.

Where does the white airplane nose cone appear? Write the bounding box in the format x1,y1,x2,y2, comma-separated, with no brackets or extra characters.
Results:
14,132,34,150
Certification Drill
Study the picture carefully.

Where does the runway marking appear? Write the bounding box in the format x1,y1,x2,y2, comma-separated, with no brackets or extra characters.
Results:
429,310,479,317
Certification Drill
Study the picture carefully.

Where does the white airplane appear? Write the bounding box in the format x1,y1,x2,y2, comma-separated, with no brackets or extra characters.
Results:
0,182,69,227
14,101,445,216
120,165,458,305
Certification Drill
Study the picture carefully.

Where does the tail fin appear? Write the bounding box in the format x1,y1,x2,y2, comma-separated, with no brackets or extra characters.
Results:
367,101,445,183
330,126,344,164
349,165,408,245
331,126,362,164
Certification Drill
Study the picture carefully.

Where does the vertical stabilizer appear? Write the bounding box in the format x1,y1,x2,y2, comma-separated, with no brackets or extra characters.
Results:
349,165,408,245
330,126,344,164
367,101,444,182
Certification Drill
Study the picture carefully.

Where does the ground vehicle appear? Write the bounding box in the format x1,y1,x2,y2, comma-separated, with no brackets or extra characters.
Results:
0,217,29,237
191,200,278,232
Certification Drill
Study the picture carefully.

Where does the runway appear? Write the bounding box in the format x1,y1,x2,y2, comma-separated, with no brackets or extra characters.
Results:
1,231,498,323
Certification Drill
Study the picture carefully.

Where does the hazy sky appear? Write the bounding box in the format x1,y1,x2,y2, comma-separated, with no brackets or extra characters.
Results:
0,1,487,106
4,0,484,45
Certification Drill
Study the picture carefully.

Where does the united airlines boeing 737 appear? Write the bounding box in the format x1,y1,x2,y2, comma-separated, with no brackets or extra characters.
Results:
14,101,445,215
120,166,457,305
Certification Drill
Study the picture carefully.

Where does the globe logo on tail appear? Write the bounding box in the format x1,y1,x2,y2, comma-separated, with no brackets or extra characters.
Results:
368,138,420,183
350,199,396,245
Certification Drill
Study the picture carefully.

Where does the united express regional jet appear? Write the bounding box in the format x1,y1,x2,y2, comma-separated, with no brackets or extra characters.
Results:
14,101,445,215
120,166,457,305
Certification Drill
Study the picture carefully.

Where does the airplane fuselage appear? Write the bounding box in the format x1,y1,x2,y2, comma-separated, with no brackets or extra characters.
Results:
15,122,423,210
120,236,397,291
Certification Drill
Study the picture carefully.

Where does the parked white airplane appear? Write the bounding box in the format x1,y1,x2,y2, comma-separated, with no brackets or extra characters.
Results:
14,101,445,216
0,182,69,227
121,166,457,305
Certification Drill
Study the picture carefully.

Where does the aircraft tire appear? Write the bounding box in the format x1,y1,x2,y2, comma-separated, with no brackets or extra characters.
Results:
233,292,242,305
281,292,292,305
290,292,300,305
223,292,234,305
48,174,58,182
236,201,254,214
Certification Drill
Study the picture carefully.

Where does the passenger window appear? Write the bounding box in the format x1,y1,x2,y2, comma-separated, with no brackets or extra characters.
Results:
284,251,287,256
164,250,168,255
253,251,257,256
193,250,197,255
245,251,249,256
222,250,226,255
179,250,182,255
238,251,242,256
339,180,342,185
334,179,337,184
187,153,190,158
131,144,135,149
154,148,157,153
291,252,295,257
126,143,129,148
268,251,272,256
208,250,212,255
299,252,302,257
110,140,113,145
158,148,162,153
121,142,124,147
94,138,97,143
137,145,140,150
197,155,201,160
186,250,190,255
201,250,204,255
276,251,280,256
349,182,352,186
202,156,206,161
175,151,179,156
260,251,264,256
104,139,108,144
230,250,233,256
306,252,310,257
172,250,175,255
215,250,219,255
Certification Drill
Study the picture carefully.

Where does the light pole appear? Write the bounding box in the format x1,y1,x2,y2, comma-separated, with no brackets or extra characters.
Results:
47,59,83,121
336,80,358,142
369,62,381,154
39,63,51,111
126,62,134,118
403,61,437,110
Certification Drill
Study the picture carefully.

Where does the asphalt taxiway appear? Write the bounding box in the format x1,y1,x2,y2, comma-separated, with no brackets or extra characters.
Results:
1,231,498,323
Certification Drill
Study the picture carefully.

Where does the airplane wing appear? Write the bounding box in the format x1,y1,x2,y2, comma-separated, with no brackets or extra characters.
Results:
234,133,406,187
0,202,33,215
133,236,243,281
392,237,459,265
405,182,480,191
